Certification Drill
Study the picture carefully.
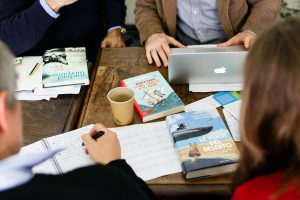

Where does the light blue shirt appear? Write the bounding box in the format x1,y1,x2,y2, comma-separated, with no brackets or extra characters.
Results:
39,0,120,33
0,150,59,191
176,0,228,45
39,0,60,18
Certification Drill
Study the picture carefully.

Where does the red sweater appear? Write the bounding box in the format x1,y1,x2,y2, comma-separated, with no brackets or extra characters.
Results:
232,171,300,200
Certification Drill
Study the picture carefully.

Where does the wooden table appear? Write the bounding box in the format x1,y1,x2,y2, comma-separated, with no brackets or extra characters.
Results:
78,47,233,200
23,63,95,146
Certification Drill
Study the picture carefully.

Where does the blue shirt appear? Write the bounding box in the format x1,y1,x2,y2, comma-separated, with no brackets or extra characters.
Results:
0,149,59,191
176,0,228,45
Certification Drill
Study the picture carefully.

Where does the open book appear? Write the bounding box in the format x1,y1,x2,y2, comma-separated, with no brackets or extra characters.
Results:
22,109,238,181
21,123,181,181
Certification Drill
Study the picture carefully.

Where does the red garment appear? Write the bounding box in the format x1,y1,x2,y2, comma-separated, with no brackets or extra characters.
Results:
232,171,300,200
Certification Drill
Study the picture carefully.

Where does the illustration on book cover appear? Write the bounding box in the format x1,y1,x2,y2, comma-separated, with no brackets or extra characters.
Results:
166,109,239,172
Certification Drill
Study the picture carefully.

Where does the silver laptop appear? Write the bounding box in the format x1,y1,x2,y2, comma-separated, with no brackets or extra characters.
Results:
168,45,248,84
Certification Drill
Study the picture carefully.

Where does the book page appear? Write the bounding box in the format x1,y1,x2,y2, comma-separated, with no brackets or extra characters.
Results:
111,121,182,181
45,125,95,173
223,109,240,141
44,123,181,181
21,141,58,174
224,100,241,120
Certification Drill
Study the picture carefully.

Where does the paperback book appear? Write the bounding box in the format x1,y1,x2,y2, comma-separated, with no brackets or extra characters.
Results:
166,109,239,179
120,71,184,122
42,47,89,87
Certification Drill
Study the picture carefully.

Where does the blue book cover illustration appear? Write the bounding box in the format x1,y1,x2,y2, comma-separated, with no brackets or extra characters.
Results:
166,109,239,174
121,71,184,122
42,47,89,87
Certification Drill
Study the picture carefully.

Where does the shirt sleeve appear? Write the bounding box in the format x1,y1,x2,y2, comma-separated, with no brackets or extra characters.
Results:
102,0,125,29
0,1,57,55
39,0,60,18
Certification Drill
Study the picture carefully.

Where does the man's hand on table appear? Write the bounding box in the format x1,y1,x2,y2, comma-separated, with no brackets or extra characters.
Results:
145,33,186,68
101,29,126,48
218,31,256,49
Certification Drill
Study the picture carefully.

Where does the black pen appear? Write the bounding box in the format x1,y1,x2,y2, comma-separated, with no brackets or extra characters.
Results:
82,131,105,146
28,63,39,77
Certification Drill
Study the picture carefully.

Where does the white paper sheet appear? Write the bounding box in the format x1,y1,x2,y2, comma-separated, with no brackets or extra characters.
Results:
45,125,95,173
111,122,182,181
15,91,57,101
223,109,240,141
26,122,181,181
15,57,43,92
185,96,221,112
189,83,243,92
20,141,58,174
224,100,241,120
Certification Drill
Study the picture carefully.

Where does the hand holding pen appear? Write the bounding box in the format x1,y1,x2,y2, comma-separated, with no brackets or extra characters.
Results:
81,124,121,165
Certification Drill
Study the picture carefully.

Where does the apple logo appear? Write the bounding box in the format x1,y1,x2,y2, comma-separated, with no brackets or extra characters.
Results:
214,66,227,74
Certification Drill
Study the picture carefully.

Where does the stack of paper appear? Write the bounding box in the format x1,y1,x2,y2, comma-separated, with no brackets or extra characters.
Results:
15,57,82,101
185,92,241,141
189,83,243,92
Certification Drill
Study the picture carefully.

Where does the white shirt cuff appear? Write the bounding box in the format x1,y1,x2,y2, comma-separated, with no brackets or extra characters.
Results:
243,29,256,37
108,26,121,33
39,0,60,19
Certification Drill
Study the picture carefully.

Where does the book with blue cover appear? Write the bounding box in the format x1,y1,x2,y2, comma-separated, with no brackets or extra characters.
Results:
166,109,239,179
120,71,184,122
42,47,89,88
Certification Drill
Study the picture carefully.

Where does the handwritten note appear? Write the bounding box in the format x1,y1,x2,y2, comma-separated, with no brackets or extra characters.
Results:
22,122,182,181
111,121,182,181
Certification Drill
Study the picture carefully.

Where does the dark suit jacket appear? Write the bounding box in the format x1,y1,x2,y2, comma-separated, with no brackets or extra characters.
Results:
0,160,155,200
135,0,282,44
0,0,125,60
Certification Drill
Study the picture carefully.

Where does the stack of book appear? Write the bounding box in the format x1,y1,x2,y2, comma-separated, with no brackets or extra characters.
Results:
15,47,89,101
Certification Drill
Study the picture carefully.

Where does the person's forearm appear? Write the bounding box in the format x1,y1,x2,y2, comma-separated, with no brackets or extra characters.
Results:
103,0,126,29
0,1,56,55
134,0,165,45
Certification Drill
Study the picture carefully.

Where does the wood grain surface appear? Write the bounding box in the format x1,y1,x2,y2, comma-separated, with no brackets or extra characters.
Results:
78,48,233,199
23,63,93,145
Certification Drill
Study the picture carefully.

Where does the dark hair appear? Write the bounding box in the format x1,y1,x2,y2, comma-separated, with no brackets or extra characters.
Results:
233,16,300,193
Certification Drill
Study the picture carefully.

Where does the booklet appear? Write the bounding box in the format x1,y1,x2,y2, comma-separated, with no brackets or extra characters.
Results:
166,109,239,179
42,47,89,88
120,71,184,122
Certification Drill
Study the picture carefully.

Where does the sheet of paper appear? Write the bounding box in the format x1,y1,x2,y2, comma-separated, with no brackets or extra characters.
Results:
26,122,181,181
185,96,221,112
111,121,182,181
15,91,57,101
20,141,58,174
45,125,95,173
223,109,240,141
15,56,42,92
34,85,81,95
286,0,300,10
189,83,243,92
224,100,241,120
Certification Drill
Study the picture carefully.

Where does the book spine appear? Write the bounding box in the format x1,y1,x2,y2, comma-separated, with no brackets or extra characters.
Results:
120,80,145,122
42,139,64,174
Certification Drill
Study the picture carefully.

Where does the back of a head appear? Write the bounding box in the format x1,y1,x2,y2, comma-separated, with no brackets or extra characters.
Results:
234,17,300,189
0,41,16,106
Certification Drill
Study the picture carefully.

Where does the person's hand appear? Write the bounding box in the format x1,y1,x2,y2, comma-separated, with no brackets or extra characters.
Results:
218,31,256,49
101,29,126,48
145,33,185,67
81,124,121,165
46,0,78,13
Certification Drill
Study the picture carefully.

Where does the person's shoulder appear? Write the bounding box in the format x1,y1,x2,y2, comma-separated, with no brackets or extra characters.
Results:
232,171,300,200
